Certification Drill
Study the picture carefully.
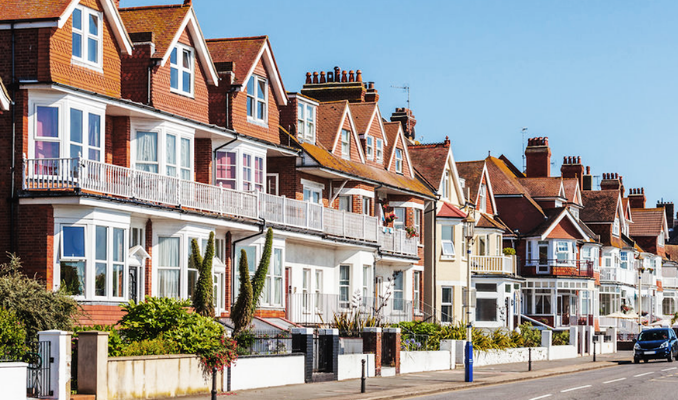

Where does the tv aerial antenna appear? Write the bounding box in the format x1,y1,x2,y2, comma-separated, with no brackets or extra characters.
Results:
392,85,412,137
521,127,528,173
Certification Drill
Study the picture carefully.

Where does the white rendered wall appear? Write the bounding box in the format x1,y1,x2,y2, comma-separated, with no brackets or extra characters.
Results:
0,362,28,400
473,347,548,367
228,354,305,390
337,354,375,381
400,351,452,374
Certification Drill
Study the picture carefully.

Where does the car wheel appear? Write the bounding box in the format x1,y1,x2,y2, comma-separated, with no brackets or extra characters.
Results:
644,358,649,363
634,357,640,364
669,353,674,363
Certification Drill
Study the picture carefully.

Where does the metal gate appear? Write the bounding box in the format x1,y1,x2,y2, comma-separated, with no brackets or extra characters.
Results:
26,340,52,398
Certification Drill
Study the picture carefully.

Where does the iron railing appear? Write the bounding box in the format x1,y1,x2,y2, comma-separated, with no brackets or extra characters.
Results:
523,259,594,277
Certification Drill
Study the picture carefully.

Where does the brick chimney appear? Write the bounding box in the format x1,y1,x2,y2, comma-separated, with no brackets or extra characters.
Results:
390,107,417,140
658,201,675,227
525,137,551,177
300,67,366,103
364,82,379,102
582,166,593,191
600,173,622,192
113,0,120,7
183,0,192,5
560,156,584,188
628,188,646,209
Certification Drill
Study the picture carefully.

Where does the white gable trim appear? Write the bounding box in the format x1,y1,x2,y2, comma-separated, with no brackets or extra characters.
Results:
241,40,288,106
540,209,591,241
159,8,219,86
479,163,498,214
386,125,414,176
440,147,466,205
330,105,365,163
58,0,133,55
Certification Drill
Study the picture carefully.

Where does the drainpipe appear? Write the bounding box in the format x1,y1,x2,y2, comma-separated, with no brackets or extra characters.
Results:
9,22,16,253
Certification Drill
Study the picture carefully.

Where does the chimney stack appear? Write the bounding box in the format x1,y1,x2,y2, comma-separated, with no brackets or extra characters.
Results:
560,155,584,188
301,66,367,103
658,201,675,228
600,173,622,192
364,82,379,102
582,166,593,191
628,188,647,209
525,137,551,177
183,0,192,5
390,107,417,140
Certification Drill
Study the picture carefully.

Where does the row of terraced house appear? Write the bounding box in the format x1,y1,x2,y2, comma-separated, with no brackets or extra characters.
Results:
0,0,676,336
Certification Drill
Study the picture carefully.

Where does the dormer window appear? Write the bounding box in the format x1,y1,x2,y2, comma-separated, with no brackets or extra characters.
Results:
366,136,374,160
613,218,620,236
442,171,450,199
72,6,103,68
659,233,665,247
247,75,267,123
376,139,384,163
297,102,315,142
478,184,487,213
170,45,194,96
395,148,403,174
341,129,351,160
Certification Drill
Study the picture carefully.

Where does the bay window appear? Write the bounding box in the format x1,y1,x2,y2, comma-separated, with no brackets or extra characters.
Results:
247,75,267,122
158,237,180,299
36,106,60,159
69,109,101,161
215,149,264,191
262,248,284,307
72,6,102,67
135,131,158,173
134,130,192,179
556,241,569,263
170,45,194,96
394,207,406,229
215,151,236,189
60,226,86,296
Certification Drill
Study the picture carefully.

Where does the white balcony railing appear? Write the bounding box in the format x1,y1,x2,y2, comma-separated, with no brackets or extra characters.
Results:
600,267,638,286
641,273,657,286
378,229,418,256
469,255,515,274
663,277,678,288
23,158,413,253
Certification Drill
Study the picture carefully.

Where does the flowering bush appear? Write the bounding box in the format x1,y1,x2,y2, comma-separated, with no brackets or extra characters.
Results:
198,337,238,373
621,304,631,313
404,226,418,239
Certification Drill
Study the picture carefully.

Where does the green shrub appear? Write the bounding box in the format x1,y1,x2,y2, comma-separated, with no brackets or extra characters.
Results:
0,307,28,359
333,310,379,337
519,322,542,347
72,325,125,357
552,330,570,346
503,247,516,256
231,250,253,335
192,232,215,318
0,254,80,339
120,335,180,356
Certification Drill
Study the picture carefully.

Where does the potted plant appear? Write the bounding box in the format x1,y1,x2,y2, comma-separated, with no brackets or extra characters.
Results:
404,226,418,239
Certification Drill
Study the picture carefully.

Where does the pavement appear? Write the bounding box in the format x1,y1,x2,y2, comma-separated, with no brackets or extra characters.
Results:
162,351,631,400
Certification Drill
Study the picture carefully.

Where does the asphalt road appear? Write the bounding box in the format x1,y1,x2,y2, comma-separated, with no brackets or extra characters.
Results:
411,359,678,400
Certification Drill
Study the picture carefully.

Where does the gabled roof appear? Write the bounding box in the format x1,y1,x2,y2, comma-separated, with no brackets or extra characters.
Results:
329,104,365,162
349,102,377,135
665,245,678,262
456,160,485,203
206,36,287,104
120,4,218,85
476,213,506,231
0,0,132,55
0,77,10,111
409,141,451,190
630,208,668,238
484,156,545,217
385,123,415,177
562,178,582,205
316,101,347,149
528,208,592,241
519,177,565,199
438,202,466,219
581,190,620,223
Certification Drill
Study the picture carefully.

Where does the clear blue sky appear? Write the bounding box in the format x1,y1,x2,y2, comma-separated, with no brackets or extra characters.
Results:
123,0,678,209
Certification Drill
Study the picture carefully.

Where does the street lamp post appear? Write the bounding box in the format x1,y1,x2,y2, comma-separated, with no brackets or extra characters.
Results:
463,211,475,383
636,254,643,335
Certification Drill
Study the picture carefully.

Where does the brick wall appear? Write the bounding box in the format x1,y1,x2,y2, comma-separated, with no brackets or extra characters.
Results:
111,116,130,167
16,205,54,289
194,138,212,184
121,42,152,104
79,304,126,326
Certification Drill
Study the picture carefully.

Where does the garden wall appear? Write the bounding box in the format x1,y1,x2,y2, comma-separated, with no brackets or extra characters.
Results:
107,354,220,399
228,354,305,390
337,354,375,380
473,347,548,367
0,362,28,400
400,351,452,374
549,345,577,360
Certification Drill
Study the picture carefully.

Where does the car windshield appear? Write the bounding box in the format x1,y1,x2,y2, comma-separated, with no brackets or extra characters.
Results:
639,330,670,341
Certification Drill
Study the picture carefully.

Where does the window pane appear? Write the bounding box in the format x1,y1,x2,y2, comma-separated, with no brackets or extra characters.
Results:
95,226,107,260
61,261,85,296
476,299,497,321
441,226,452,241
88,113,101,148
37,106,59,138
72,33,82,58
170,48,177,65
181,138,190,168
182,71,191,93
112,263,124,297
247,76,254,95
113,228,124,262
257,101,265,120
247,97,254,117
257,79,266,100
171,67,179,89
95,262,107,296
36,142,60,159
274,248,282,276
187,269,198,299
158,269,180,299
63,226,85,257
70,144,82,159
442,287,452,303
72,8,82,30
70,109,83,144
166,134,176,165
182,50,190,68
88,13,98,35
136,131,158,162
158,237,180,267
87,37,98,63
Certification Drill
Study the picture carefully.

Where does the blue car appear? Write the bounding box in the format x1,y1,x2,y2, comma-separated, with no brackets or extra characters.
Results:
633,327,678,363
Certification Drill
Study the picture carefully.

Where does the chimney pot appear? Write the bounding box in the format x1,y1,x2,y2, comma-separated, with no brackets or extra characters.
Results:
319,71,325,83
341,70,348,82
183,0,192,5
334,66,341,82
356,70,362,82
349,70,355,82
327,71,333,82
563,156,567,164
586,166,590,174
577,156,581,164
368,82,374,89
306,72,312,84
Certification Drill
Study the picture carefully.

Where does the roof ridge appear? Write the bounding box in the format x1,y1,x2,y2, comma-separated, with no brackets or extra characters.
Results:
206,35,268,42
410,141,449,148
119,4,190,12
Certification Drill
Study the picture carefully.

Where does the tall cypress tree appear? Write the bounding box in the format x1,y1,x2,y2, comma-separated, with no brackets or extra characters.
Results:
250,228,273,313
232,249,253,334
192,232,215,317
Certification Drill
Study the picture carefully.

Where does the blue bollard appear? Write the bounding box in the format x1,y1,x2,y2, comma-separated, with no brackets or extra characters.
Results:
465,341,474,382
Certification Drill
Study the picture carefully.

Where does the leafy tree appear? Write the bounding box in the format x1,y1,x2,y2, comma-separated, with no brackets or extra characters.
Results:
231,250,253,334
0,254,80,339
192,232,215,317
0,307,28,359
250,228,273,313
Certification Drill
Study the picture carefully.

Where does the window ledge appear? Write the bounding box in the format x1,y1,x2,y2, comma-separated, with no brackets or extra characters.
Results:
247,118,269,128
169,88,195,99
71,58,104,74
441,255,456,261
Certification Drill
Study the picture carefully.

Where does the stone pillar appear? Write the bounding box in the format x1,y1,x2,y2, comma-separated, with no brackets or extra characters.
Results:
584,326,593,355
569,326,579,354
452,340,466,365
439,340,457,369
382,327,401,374
319,328,340,380
606,327,618,353
362,327,382,376
77,331,109,400
0,362,28,400
39,330,72,400
541,329,553,360
291,328,314,383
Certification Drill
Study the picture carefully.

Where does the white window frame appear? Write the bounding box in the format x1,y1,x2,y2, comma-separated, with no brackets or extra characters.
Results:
376,138,384,163
132,123,194,180
339,265,351,309
170,44,195,97
341,129,351,160
262,248,284,307
362,196,371,216
338,195,352,212
314,270,323,310
394,207,406,230
71,5,103,70
362,265,372,303
441,225,455,257
413,271,421,313
366,136,374,160
478,184,487,213
93,225,126,300
613,218,620,236
247,75,268,124
441,286,453,323
302,179,324,204
442,171,450,199
395,148,403,173
556,241,570,263
297,102,316,143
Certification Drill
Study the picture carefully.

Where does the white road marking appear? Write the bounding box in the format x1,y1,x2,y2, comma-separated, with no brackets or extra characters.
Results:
634,372,654,377
529,395,552,400
603,378,626,384
560,385,592,393
662,367,677,371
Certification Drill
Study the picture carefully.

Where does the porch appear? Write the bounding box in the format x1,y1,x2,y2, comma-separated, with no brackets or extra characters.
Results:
22,158,417,255
522,278,595,329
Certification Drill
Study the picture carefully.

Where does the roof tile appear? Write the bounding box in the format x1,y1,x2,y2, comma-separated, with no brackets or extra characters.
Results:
206,36,266,84
119,5,190,59
0,0,72,22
